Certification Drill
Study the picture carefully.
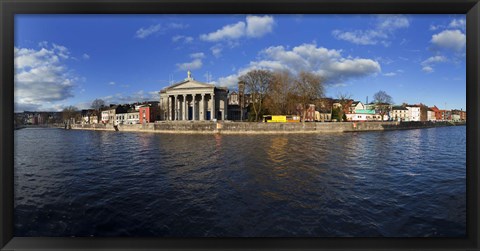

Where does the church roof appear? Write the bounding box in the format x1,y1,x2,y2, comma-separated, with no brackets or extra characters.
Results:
160,71,217,93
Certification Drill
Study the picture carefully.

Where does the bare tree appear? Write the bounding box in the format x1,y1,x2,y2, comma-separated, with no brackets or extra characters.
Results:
239,69,273,122
293,71,325,122
264,70,294,115
62,106,79,124
373,90,393,121
91,99,105,110
91,99,105,123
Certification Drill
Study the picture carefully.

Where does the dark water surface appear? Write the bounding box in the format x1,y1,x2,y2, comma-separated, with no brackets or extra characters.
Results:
14,126,466,237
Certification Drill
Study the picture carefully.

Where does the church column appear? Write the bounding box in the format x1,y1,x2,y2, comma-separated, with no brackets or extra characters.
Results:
211,93,215,120
174,95,178,120
169,96,173,121
192,94,196,120
166,96,170,121
160,97,164,121
200,94,205,121
182,94,187,120
224,95,228,120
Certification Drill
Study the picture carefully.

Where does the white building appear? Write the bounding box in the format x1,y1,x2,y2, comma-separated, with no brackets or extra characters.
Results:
101,110,109,123
126,111,139,124
228,91,239,105
116,113,127,125
159,71,229,121
451,114,461,121
390,106,409,121
349,101,365,113
346,109,386,121
406,105,421,121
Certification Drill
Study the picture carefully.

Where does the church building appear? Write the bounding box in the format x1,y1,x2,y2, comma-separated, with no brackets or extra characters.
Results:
159,71,229,121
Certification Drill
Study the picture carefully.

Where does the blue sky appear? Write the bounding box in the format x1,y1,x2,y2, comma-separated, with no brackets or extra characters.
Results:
14,14,466,112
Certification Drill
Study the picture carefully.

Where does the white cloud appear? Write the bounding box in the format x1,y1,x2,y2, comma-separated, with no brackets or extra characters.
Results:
52,44,70,59
172,35,193,43
332,29,387,45
376,15,410,30
422,66,434,73
422,55,447,66
429,18,465,32
136,24,162,39
421,55,447,73
172,36,182,42
424,19,466,73
332,15,409,46
200,15,274,42
215,74,241,88
109,81,116,85
429,25,441,31
190,52,205,59
136,22,188,39
246,15,275,37
168,23,189,29
210,44,223,58
82,53,90,60
449,18,466,30
383,72,397,77
175,53,205,71
38,41,49,48
176,58,203,71
200,21,246,42
214,43,381,88
100,90,160,105
431,29,466,52
14,44,76,112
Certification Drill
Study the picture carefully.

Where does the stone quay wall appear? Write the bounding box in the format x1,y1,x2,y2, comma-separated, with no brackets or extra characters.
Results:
70,121,465,134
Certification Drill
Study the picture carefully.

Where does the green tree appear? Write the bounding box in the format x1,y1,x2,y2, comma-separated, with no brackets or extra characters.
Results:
332,107,341,121
335,92,352,122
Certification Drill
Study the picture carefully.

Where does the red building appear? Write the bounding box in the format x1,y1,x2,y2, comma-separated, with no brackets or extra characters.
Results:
429,106,443,120
139,104,161,124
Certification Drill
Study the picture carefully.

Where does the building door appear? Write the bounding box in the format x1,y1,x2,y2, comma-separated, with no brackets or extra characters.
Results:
217,111,222,120
188,107,193,120
206,111,211,120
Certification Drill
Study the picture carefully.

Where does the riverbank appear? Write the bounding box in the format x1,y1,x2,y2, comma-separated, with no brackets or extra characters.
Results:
69,121,466,134
15,124,64,130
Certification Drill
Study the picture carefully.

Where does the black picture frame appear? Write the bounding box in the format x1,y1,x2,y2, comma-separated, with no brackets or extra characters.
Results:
1,0,479,250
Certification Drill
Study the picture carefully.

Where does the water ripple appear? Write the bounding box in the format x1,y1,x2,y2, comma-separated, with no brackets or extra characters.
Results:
14,127,466,237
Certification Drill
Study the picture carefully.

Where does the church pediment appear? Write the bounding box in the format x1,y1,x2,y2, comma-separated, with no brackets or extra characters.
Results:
160,71,217,93
170,80,214,90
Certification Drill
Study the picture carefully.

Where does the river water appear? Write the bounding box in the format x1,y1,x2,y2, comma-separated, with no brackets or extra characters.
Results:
14,126,466,237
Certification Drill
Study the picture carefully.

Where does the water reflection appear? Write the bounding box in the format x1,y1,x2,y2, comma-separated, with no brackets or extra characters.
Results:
267,137,288,164
14,127,466,237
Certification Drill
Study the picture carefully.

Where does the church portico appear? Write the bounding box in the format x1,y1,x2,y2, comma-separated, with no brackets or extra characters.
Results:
159,71,228,121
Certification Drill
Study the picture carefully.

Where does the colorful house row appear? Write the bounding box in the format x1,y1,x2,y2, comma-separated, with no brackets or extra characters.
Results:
87,101,161,125
15,111,63,125
328,100,466,122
